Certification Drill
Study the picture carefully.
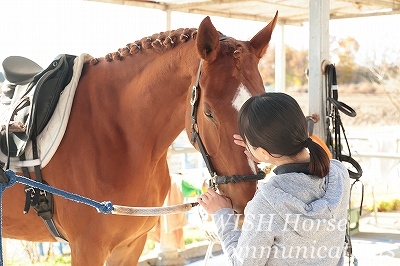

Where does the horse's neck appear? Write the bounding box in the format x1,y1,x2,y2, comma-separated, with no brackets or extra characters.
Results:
99,52,195,157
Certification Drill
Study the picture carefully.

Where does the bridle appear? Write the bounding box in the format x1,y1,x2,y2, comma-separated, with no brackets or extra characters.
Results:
189,57,266,189
325,62,364,266
325,63,363,180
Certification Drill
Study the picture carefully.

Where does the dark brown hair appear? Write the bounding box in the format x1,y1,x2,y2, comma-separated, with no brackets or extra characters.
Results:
238,92,330,177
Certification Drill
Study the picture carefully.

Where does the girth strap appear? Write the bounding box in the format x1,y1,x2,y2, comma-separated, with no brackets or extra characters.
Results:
21,123,67,242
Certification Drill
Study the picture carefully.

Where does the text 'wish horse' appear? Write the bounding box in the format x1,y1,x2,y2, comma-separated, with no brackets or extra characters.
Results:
0,12,278,265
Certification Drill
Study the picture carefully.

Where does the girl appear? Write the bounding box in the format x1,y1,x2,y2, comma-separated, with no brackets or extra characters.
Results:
198,92,350,265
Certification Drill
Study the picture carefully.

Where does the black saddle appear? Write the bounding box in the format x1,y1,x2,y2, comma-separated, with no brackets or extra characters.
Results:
0,54,77,159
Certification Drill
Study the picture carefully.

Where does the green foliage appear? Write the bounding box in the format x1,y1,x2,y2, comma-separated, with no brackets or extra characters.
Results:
7,255,72,265
184,237,205,245
51,255,72,265
44,255,71,266
392,199,400,211
366,198,400,212
285,46,308,87
377,201,394,212
141,240,156,256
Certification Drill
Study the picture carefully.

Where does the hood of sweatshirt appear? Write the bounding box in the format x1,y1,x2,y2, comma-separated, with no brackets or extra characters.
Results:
258,159,350,237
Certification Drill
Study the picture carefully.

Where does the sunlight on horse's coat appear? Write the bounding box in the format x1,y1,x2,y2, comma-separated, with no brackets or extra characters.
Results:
231,84,252,112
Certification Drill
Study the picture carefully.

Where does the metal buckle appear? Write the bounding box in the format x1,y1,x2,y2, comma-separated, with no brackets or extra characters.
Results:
190,86,198,106
208,173,218,190
24,187,47,197
24,186,35,195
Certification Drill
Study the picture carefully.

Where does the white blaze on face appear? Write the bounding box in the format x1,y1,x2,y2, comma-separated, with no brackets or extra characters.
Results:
232,84,257,174
231,84,251,112
247,158,257,174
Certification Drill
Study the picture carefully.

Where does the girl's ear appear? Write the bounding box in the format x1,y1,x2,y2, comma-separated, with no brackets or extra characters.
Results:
257,147,271,162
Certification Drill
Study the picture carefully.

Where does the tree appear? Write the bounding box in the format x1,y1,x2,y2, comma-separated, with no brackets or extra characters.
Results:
366,48,400,112
258,45,308,89
286,46,308,87
258,46,275,87
330,36,361,84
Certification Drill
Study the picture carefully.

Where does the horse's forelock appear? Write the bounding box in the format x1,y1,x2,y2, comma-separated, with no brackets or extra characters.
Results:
219,40,240,56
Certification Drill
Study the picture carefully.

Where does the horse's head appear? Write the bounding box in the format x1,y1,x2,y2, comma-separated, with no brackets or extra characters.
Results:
185,12,278,213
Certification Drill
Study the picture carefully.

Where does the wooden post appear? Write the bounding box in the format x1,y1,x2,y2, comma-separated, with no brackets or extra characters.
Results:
308,0,329,141
274,24,286,92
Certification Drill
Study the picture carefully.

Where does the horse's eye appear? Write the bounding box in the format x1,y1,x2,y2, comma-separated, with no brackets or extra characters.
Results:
205,110,214,119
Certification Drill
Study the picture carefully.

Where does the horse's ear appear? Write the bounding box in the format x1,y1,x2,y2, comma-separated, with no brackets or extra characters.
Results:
196,16,220,62
249,11,278,58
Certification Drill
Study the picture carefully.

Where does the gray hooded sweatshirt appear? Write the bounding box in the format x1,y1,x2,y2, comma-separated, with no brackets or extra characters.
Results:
213,159,350,265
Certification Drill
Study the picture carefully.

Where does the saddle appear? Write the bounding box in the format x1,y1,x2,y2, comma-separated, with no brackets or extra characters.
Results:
2,56,44,85
0,54,77,242
0,54,76,161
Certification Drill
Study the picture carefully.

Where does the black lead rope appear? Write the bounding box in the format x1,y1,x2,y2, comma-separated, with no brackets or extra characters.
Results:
325,64,364,265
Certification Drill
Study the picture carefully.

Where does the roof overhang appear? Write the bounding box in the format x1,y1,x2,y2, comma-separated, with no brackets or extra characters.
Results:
86,0,400,25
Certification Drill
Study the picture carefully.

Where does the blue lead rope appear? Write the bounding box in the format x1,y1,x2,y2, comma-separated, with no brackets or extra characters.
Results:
0,169,114,265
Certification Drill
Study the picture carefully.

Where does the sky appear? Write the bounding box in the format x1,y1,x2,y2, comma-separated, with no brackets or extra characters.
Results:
1,0,399,68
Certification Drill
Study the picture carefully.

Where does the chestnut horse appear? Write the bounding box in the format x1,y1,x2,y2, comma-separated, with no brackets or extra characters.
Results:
2,12,278,265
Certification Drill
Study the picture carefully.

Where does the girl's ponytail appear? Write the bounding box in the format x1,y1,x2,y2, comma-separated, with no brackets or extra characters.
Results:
305,138,330,178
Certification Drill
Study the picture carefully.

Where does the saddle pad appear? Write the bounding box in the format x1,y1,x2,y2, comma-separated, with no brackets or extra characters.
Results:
0,53,90,171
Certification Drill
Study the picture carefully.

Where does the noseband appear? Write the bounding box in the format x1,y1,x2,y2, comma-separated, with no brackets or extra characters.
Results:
189,58,265,189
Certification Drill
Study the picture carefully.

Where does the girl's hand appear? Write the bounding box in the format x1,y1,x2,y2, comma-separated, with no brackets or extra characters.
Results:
197,188,232,214
233,134,260,163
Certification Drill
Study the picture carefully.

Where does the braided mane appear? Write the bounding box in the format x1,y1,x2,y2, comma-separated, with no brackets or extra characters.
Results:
88,28,198,65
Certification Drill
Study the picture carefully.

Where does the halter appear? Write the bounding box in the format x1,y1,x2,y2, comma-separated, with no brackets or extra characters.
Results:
189,58,266,189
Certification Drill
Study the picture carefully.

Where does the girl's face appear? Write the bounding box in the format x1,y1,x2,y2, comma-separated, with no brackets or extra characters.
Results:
244,138,267,163
245,137,280,164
